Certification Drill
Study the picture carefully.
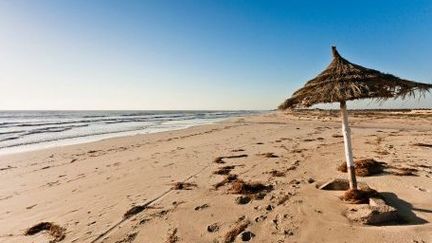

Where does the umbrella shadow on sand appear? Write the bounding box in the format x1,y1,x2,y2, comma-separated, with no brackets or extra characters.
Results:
380,192,430,225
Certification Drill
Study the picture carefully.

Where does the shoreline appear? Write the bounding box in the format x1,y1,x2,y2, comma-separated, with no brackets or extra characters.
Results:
0,114,256,157
0,111,431,243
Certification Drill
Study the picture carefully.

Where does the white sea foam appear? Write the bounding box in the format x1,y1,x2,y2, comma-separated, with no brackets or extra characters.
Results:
0,110,262,155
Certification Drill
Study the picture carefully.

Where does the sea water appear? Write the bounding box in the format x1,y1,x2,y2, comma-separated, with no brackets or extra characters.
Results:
0,110,261,154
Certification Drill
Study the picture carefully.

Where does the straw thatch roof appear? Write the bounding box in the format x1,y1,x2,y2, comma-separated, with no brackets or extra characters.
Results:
279,46,432,109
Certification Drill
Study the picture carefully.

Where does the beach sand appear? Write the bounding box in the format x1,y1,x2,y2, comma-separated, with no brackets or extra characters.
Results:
0,110,431,243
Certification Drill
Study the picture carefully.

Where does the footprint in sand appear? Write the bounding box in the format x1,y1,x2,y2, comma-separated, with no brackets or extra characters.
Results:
255,215,267,222
166,228,178,243
45,181,60,187
414,186,427,192
117,232,138,242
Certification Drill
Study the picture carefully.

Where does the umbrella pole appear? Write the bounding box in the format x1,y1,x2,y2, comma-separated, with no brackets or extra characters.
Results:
340,101,358,190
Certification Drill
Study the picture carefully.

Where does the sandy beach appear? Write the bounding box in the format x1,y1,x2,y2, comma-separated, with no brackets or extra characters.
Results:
0,110,431,243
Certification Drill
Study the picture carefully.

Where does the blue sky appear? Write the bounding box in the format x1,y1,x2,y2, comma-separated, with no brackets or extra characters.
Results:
0,0,431,110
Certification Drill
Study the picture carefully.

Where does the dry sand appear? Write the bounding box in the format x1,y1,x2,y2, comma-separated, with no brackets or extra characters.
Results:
0,110,431,243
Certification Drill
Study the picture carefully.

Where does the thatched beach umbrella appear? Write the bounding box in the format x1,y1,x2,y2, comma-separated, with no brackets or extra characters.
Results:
279,46,432,190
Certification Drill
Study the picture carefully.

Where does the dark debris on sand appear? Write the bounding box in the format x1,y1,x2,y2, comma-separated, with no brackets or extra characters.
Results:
124,205,147,219
171,182,197,190
339,158,419,177
213,154,248,164
224,219,250,243
115,232,138,243
338,159,385,176
166,228,178,243
229,180,273,199
390,167,418,176
214,174,238,189
258,152,279,158
268,169,285,177
340,188,379,204
25,222,66,242
240,231,255,241
213,166,236,175
207,223,220,233
235,195,251,205
0,165,16,171
214,157,226,164
231,149,245,152
194,204,209,211
412,142,432,148
214,174,273,200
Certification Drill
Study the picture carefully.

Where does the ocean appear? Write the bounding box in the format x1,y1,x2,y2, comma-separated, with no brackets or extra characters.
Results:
0,110,261,154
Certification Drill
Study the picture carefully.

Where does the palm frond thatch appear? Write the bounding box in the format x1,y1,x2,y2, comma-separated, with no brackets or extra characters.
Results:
279,46,432,109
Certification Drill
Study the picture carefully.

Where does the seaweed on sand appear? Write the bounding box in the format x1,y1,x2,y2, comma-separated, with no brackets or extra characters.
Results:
25,222,66,242
171,182,197,190
338,159,385,176
213,166,235,175
214,174,238,189
340,188,379,204
228,180,273,198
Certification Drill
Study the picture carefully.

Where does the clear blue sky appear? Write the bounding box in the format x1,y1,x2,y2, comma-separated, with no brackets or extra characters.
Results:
0,0,431,110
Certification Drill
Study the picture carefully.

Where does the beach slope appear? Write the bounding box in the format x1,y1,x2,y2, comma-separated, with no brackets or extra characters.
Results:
0,111,431,243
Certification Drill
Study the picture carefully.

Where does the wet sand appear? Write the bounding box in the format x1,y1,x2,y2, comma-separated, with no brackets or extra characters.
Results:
0,110,431,243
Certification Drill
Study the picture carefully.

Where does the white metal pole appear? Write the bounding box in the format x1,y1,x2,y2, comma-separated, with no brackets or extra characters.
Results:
340,101,358,190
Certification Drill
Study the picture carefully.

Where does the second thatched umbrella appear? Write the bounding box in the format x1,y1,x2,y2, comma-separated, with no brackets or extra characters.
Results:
279,46,432,190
